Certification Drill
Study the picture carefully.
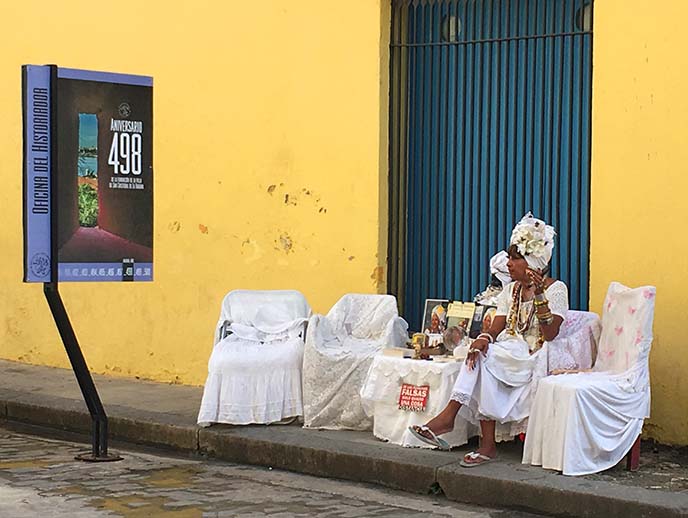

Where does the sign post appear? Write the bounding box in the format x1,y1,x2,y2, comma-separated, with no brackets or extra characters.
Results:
22,64,154,461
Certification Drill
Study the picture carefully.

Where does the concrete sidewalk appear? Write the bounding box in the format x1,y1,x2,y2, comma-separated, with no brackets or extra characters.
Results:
0,359,685,518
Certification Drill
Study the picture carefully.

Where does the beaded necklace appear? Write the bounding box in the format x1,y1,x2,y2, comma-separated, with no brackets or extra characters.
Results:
505,281,544,352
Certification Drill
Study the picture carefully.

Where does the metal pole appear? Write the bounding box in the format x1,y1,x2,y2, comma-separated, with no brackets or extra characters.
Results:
43,282,121,461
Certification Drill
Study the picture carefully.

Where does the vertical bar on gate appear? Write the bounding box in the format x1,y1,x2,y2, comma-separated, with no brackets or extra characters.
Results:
398,3,408,313
513,0,524,220
523,0,539,215
563,0,582,298
428,1,440,300
538,0,549,218
395,2,403,307
487,2,499,264
461,0,474,302
479,1,491,292
497,0,508,251
532,0,544,223
419,3,429,315
388,1,399,300
452,0,466,299
400,4,411,314
582,0,594,309
554,0,567,282
437,0,451,298
442,0,453,300
470,1,481,298
505,0,516,236
577,0,587,309
544,0,554,226
409,2,422,327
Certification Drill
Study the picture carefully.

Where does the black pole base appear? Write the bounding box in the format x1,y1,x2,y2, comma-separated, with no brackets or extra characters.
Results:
75,451,123,462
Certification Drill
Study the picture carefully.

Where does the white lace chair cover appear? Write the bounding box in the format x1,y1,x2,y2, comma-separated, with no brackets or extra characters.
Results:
302,294,409,430
197,290,311,426
523,282,656,475
546,310,601,372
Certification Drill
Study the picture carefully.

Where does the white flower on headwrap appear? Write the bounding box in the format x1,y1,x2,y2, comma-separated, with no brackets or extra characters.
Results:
509,212,556,271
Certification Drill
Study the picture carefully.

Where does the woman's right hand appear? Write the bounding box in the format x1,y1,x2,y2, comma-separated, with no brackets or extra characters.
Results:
466,337,489,370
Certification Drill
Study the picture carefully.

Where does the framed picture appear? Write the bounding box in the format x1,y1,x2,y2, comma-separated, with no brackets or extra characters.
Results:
469,305,485,338
447,302,476,334
422,299,449,334
481,307,497,333
468,305,498,338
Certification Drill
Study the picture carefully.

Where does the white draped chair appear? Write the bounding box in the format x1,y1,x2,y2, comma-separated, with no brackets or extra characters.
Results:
302,294,409,430
197,290,311,426
523,282,656,475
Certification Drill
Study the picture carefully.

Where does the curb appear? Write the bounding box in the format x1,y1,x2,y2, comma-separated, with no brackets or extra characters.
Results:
2,393,687,518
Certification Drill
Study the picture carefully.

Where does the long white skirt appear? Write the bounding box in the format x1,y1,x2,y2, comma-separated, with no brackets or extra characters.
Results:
450,338,543,440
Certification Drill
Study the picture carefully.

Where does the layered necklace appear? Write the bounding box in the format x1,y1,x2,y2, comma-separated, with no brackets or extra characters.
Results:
505,282,544,352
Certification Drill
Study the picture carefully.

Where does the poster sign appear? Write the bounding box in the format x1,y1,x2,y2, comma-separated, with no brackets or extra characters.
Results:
398,383,430,412
22,65,153,282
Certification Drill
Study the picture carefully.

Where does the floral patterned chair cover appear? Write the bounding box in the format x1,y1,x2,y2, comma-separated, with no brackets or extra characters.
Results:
523,282,656,475
302,294,408,430
197,290,311,426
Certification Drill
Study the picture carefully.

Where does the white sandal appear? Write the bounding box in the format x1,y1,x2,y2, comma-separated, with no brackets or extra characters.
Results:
459,451,495,467
408,425,451,450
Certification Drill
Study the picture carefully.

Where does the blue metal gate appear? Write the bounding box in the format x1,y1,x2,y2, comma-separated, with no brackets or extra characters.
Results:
388,0,593,330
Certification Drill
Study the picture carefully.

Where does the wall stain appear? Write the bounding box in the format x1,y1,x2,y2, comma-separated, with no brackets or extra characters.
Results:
198,224,208,234
168,221,181,233
370,266,384,289
348,256,355,261
277,233,293,253
268,184,324,212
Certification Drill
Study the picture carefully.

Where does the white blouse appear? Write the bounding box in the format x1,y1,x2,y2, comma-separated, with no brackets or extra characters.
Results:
495,280,569,351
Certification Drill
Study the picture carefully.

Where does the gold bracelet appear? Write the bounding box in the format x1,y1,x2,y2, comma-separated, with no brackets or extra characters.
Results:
537,314,554,325
534,299,549,307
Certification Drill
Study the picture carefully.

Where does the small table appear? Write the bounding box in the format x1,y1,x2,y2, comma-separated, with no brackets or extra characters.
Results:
360,354,478,448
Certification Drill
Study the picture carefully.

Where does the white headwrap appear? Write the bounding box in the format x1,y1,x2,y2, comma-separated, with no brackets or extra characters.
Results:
509,212,556,271
431,304,447,324
489,251,511,287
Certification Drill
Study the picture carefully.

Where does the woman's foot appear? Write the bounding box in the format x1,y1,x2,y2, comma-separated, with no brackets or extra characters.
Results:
410,413,455,440
460,446,497,467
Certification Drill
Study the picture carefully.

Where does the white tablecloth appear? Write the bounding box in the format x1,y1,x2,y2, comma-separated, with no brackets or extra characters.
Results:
360,355,478,448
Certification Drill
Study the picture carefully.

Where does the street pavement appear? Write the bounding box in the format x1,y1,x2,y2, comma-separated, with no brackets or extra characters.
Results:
1,359,686,517
0,425,540,518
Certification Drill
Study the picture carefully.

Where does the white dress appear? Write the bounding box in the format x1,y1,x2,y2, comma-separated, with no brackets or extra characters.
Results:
450,281,569,439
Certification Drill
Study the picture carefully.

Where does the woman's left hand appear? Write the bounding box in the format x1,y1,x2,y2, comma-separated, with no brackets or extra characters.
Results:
466,338,488,370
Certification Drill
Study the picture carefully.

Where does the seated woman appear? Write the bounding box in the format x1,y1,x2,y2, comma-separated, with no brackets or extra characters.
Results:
409,213,568,466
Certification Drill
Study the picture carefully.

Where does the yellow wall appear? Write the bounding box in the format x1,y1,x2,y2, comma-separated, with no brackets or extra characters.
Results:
590,0,688,443
0,1,390,385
